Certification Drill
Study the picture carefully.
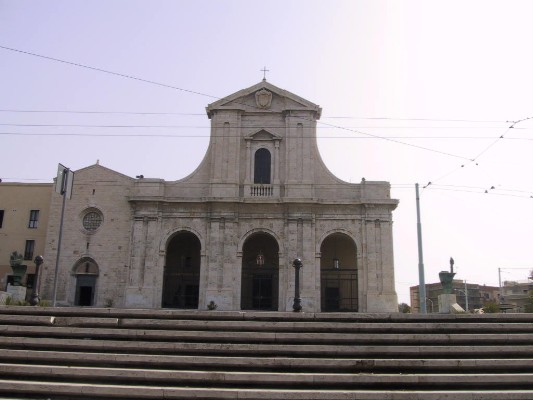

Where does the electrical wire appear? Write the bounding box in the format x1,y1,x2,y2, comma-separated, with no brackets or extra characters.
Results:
422,116,533,189
4,132,531,141
0,109,516,123
3,176,531,199
0,45,221,101
2,122,529,130
321,116,509,123
0,45,473,161
423,186,532,199
3,45,531,192
0,109,205,116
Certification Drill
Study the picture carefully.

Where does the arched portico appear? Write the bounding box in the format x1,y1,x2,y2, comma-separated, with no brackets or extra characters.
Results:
319,232,358,312
240,231,279,311
162,231,201,308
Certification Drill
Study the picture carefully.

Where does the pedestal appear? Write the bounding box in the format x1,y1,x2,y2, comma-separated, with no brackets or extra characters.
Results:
6,284,27,302
438,293,465,313
0,292,10,304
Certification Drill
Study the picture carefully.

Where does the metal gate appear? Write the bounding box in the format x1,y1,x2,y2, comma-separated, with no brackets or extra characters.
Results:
321,269,358,312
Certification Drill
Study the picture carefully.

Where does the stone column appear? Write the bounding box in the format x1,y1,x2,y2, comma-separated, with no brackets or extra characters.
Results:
274,140,280,183
245,140,251,183
129,217,146,287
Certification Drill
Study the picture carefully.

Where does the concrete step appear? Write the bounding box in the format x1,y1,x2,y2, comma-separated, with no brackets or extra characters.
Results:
0,380,532,400
1,363,533,390
1,306,533,323
1,335,533,357
1,325,532,345
0,308,531,399
1,314,533,333
1,349,532,372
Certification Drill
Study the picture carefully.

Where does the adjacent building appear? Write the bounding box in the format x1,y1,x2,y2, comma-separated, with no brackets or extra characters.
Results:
501,280,533,312
410,281,500,313
0,183,52,293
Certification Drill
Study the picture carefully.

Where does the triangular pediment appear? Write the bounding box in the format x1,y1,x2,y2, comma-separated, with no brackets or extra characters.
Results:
245,129,283,141
75,163,134,182
206,80,321,118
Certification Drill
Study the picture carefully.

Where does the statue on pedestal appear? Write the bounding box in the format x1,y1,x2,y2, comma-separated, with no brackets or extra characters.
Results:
439,257,456,294
437,257,464,313
9,251,27,286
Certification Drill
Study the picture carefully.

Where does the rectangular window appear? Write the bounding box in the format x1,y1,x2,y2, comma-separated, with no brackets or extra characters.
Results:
28,210,39,228
24,240,35,260
0,210,4,228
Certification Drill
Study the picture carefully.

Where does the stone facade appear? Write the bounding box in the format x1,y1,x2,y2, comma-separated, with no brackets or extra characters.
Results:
41,80,399,312
41,165,132,307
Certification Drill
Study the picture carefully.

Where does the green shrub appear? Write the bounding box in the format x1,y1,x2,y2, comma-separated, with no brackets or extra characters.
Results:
483,301,500,313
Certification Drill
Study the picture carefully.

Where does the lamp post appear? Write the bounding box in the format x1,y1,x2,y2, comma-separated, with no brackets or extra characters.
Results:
426,297,434,313
30,255,43,306
292,258,303,312
455,288,469,312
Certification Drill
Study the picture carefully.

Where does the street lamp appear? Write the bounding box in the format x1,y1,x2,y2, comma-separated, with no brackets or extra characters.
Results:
425,297,434,313
292,258,303,312
30,255,44,306
454,288,469,312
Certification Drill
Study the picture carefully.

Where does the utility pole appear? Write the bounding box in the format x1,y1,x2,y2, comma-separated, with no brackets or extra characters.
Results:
52,164,74,307
498,267,503,303
415,183,427,314
464,280,469,311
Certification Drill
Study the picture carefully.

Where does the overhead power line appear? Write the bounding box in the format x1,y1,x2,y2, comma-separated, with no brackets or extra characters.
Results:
0,109,517,124
2,122,529,130
322,116,509,123
0,45,473,161
0,45,220,101
0,109,205,116
423,186,533,199
3,177,531,199
4,132,531,141
422,116,533,189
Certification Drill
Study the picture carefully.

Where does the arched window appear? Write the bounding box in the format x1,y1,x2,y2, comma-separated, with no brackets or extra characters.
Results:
254,148,271,184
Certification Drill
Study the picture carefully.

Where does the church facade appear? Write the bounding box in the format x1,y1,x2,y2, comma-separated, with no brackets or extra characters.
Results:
41,80,399,312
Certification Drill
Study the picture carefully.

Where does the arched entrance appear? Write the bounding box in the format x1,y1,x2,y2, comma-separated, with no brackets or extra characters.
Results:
241,232,279,311
320,233,358,312
73,258,99,306
162,231,201,308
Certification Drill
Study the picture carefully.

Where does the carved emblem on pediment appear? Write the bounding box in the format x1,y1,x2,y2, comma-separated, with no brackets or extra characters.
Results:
255,89,272,109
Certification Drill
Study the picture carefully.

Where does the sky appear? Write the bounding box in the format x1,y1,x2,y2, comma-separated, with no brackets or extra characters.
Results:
1,0,532,305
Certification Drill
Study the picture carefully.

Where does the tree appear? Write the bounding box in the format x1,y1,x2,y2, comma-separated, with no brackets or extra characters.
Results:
526,270,533,313
524,291,533,313
483,301,500,313
398,303,411,313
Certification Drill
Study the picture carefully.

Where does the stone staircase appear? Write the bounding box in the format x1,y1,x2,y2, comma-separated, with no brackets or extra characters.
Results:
0,307,532,399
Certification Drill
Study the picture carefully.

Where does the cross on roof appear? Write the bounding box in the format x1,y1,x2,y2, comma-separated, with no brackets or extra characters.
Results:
261,66,270,81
